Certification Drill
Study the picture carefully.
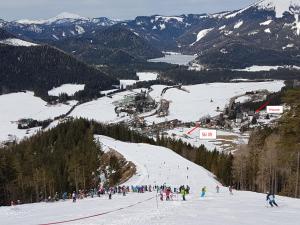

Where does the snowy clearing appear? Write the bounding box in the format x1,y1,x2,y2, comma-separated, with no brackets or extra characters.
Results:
0,92,72,143
137,72,159,81
234,65,300,72
1,136,299,225
190,28,213,46
234,20,243,29
48,84,85,96
0,38,38,47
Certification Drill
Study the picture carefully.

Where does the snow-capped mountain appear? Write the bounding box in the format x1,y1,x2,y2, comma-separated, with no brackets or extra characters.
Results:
15,12,88,25
255,0,300,18
2,12,118,41
179,0,300,69
2,0,300,68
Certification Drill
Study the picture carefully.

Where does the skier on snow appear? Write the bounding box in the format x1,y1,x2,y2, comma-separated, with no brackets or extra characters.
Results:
72,191,76,203
201,186,207,197
266,192,279,207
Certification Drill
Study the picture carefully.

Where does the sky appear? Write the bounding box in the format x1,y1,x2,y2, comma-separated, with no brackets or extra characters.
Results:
0,0,255,21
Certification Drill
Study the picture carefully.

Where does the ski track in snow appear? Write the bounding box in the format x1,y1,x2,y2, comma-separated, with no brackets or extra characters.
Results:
1,136,299,225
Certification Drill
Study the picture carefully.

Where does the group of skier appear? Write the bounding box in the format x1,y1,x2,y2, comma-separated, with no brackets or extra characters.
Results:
67,184,156,202
10,182,279,208
157,185,190,201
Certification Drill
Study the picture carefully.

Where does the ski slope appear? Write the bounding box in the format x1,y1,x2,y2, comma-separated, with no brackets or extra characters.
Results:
0,92,72,143
1,136,299,225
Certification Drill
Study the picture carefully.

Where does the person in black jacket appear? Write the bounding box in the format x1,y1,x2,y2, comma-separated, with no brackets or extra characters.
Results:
266,192,278,207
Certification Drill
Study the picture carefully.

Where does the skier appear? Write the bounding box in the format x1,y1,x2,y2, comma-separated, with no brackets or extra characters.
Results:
229,186,233,195
122,186,126,196
72,191,76,203
216,185,220,193
201,186,206,197
54,192,59,201
266,192,278,207
109,188,113,200
181,187,186,201
166,188,171,201
62,192,67,201
186,185,190,194
160,189,164,201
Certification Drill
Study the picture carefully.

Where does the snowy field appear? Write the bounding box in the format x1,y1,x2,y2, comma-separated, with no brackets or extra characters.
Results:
233,65,300,72
1,136,299,225
71,89,145,123
148,53,197,65
166,127,249,152
48,84,85,96
0,92,72,143
137,72,159,81
145,81,284,124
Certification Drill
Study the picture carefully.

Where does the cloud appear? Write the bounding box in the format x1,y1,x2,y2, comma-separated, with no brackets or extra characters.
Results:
0,0,255,21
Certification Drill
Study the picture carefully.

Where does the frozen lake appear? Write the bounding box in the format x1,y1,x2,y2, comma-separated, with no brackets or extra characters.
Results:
148,52,197,65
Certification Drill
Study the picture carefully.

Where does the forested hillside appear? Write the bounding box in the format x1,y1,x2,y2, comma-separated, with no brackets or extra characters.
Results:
233,88,300,198
51,25,163,65
0,39,118,99
160,67,300,84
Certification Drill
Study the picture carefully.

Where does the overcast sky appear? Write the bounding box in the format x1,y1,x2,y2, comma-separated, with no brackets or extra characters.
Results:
1,0,255,21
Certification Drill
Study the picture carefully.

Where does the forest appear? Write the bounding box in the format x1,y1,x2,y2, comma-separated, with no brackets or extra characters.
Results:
160,67,300,85
232,88,300,198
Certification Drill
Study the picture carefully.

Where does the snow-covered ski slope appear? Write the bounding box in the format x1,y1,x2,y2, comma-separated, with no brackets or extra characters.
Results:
1,136,300,225
97,135,219,189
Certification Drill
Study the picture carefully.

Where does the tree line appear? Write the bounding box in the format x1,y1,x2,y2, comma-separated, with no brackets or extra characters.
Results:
232,88,300,198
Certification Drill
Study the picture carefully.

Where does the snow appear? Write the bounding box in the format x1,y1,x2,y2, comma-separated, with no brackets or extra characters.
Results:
159,23,166,30
137,72,158,81
15,12,88,25
293,14,300,35
148,53,197,65
144,81,284,124
48,84,85,96
234,65,300,72
264,28,271,33
70,90,139,123
52,34,59,40
190,28,213,46
225,4,254,18
0,92,72,143
1,135,300,225
219,25,226,30
120,80,138,88
256,0,300,18
100,89,119,95
260,19,273,26
97,135,218,188
166,127,248,152
75,25,85,34
283,43,295,49
0,38,38,47
155,16,184,23
234,20,244,29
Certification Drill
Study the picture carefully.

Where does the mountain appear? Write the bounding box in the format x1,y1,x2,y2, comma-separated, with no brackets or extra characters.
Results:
0,28,118,98
179,0,300,68
50,25,163,65
3,12,117,41
120,14,230,51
